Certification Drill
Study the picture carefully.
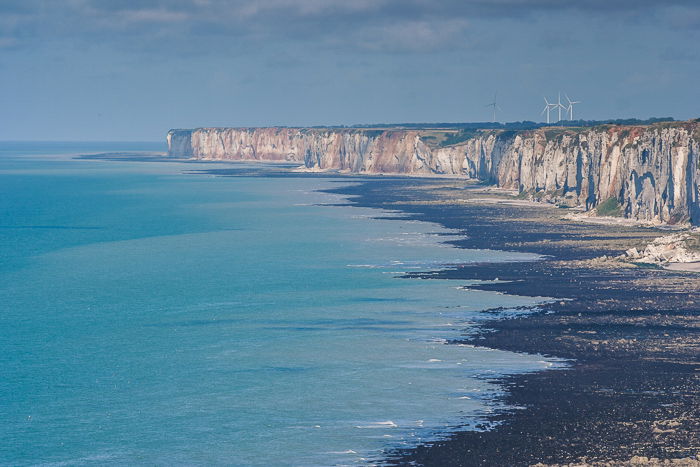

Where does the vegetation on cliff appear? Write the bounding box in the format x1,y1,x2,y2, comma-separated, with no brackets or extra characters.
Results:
344,117,675,131
596,197,623,217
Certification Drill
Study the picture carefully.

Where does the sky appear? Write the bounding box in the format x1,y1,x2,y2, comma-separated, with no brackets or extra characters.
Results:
1,0,699,141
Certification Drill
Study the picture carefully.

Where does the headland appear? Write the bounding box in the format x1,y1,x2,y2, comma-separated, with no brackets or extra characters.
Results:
168,119,700,227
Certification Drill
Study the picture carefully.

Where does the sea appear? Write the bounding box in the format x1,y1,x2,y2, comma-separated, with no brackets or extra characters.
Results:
0,142,559,466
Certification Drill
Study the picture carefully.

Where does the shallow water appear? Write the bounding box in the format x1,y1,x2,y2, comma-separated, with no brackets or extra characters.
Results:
0,144,558,466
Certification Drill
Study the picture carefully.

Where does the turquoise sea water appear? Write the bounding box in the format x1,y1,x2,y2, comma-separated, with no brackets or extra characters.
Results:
0,144,557,466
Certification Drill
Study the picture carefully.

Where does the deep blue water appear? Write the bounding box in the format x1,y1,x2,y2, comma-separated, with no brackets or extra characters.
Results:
0,143,558,466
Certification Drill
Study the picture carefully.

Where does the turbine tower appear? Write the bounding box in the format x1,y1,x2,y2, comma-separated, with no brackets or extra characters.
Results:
485,92,502,123
541,97,557,124
564,93,581,120
556,92,566,123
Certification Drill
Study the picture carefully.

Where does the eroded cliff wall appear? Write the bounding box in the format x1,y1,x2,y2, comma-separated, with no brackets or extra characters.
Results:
167,122,700,224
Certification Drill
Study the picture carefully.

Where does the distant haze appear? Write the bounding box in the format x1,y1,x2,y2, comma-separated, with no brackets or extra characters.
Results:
1,1,699,141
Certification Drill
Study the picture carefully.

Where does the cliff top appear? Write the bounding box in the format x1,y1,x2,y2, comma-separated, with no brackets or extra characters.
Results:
167,118,700,150
169,118,698,135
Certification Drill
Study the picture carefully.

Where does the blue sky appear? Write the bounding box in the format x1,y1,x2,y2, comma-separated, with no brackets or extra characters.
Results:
1,0,699,141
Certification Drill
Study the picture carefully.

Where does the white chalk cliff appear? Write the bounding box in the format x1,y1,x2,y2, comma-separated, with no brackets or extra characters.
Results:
167,121,700,225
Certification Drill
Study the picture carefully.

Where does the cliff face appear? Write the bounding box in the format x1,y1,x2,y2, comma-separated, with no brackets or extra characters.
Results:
167,121,700,225
167,128,437,174
474,123,700,225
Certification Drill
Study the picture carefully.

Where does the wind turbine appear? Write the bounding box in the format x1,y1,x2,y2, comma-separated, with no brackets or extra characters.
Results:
541,97,557,124
485,92,502,123
564,93,581,120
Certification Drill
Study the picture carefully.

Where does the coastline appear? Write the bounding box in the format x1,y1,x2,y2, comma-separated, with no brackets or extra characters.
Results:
6,151,563,466
321,177,700,466
78,153,700,465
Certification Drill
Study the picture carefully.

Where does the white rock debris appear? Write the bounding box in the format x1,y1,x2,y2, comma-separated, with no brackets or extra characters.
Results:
621,233,700,265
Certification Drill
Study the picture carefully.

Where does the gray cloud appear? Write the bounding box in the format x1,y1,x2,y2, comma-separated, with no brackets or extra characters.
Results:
2,0,698,54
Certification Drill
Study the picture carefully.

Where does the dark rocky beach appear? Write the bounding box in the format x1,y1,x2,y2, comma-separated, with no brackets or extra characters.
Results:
322,177,700,466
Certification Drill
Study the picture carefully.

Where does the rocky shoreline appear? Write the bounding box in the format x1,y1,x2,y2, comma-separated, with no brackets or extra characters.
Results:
318,177,700,466
91,154,700,466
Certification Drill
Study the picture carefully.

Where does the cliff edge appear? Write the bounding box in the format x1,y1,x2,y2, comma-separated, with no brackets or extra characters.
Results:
167,121,700,225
